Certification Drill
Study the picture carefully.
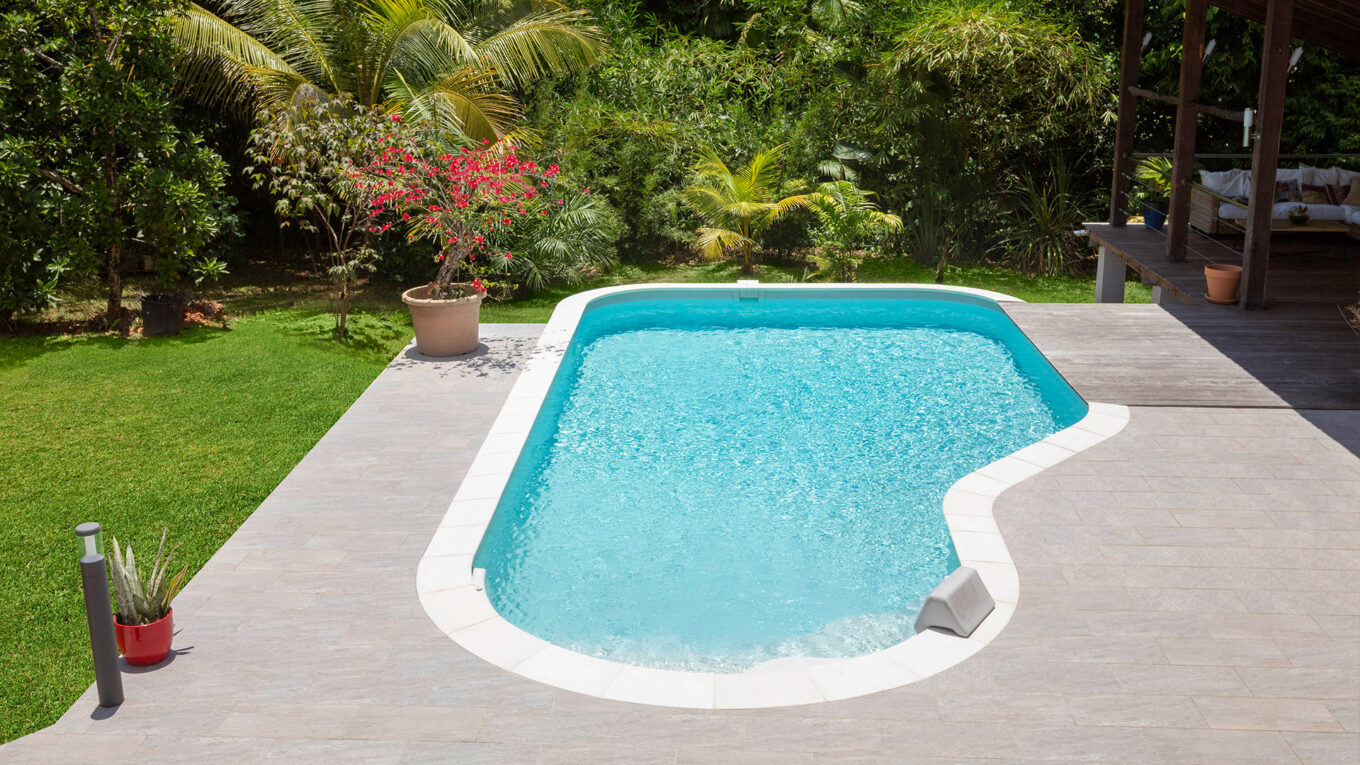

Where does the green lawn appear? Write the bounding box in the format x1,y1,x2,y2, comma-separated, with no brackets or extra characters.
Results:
0,258,1147,743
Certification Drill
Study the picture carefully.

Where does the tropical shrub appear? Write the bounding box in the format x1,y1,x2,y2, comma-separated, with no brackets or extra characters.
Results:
681,146,809,274
495,192,621,293
1003,157,1092,276
1,0,230,329
802,180,903,281
108,530,188,626
173,0,605,140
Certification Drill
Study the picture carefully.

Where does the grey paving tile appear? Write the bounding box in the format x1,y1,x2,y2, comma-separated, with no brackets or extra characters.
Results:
1282,732,1360,765
743,717,883,753
1011,725,1159,762
1066,694,1205,728
1145,728,1301,764
398,742,539,764
1194,697,1344,733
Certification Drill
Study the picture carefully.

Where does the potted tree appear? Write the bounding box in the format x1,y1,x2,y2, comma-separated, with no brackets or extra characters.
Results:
363,137,568,356
108,529,188,666
1133,157,1173,231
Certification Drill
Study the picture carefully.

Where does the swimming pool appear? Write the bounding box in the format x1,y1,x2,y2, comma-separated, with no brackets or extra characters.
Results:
418,284,1129,707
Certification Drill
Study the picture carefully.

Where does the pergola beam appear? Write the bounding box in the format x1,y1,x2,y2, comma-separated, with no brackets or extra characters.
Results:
1165,0,1208,263
1109,0,1145,226
1241,0,1295,310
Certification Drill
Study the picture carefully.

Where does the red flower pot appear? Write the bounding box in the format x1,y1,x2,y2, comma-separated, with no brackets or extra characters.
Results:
114,609,173,666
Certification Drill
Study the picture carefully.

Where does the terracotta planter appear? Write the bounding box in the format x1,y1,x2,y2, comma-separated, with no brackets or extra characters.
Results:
1204,264,1243,304
114,609,173,666
402,285,485,357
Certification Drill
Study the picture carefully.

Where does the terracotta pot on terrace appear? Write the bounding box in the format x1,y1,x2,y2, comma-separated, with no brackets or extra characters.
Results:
115,609,173,667
1204,264,1243,305
402,284,485,357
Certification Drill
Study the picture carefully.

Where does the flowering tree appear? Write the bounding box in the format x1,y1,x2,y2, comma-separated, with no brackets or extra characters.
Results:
359,138,566,299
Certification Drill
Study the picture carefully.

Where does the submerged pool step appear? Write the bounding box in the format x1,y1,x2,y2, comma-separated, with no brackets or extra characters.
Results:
913,567,996,638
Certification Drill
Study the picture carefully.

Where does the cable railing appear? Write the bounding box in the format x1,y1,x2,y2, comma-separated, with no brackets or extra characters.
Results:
1116,170,1249,265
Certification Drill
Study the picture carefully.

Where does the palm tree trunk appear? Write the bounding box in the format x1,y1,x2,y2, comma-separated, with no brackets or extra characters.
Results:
740,220,753,274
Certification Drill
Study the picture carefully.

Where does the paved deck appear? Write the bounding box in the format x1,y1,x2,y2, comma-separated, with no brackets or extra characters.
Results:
4,312,1358,763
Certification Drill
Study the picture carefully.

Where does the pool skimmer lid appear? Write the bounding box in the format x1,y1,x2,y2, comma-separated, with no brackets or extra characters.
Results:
914,566,996,638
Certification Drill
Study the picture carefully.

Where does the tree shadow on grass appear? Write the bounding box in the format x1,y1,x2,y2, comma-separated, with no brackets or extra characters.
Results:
0,325,229,370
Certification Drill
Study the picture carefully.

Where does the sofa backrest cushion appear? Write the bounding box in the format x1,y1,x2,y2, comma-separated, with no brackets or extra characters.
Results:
1201,169,1251,197
1301,164,1340,186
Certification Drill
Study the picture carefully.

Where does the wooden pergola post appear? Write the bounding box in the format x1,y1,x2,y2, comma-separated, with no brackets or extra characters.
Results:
1241,0,1295,309
1165,0,1208,262
1109,0,1146,226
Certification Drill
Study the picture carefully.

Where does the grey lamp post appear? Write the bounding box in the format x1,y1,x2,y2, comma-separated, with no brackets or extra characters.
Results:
75,523,124,707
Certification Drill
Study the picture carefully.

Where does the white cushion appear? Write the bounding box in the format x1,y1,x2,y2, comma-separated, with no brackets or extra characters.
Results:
1218,202,1349,221
1276,167,1305,184
1337,168,1360,187
1201,169,1250,196
1302,164,1341,186
1346,206,1360,225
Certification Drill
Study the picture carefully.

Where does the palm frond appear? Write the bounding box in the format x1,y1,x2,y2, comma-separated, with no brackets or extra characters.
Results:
367,0,478,96
695,227,755,261
386,67,520,140
472,9,605,89
171,4,300,111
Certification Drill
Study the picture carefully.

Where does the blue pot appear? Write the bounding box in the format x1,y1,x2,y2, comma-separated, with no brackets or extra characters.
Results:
1142,202,1168,231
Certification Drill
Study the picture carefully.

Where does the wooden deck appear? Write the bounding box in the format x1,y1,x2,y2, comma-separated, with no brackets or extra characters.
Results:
1085,222,1360,307
1020,224,1360,411
1003,303,1360,410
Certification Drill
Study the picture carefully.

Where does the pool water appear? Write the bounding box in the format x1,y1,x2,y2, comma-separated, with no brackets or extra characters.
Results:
474,294,1086,672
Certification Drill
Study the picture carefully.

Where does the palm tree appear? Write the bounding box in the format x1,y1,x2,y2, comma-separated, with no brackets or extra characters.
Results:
804,180,902,252
172,0,605,140
681,146,807,275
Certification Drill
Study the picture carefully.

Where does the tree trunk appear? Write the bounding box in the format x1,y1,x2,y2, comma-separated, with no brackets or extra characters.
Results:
740,221,754,275
106,239,123,324
102,144,123,329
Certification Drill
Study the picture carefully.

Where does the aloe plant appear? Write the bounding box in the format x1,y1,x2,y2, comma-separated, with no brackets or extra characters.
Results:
108,530,188,626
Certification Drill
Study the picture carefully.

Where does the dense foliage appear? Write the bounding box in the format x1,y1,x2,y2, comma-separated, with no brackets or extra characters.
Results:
3,0,1357,329
0,0,231,328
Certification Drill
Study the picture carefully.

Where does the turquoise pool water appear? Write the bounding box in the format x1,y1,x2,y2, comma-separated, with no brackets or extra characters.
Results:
474,291,1086,671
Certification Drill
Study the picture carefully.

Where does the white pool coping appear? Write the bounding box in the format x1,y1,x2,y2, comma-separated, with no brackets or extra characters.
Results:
417,283,1130,709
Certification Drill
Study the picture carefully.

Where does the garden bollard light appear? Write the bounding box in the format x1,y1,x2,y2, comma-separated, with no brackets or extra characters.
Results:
76,523,123,708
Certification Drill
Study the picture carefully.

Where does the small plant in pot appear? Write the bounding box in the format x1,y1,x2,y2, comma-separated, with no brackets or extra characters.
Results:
361,133,570,356
1133,157,1173,231
108,529,188,666
1288,205,1310,225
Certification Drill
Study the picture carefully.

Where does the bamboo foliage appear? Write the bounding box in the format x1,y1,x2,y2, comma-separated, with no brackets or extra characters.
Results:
108,530,189,626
